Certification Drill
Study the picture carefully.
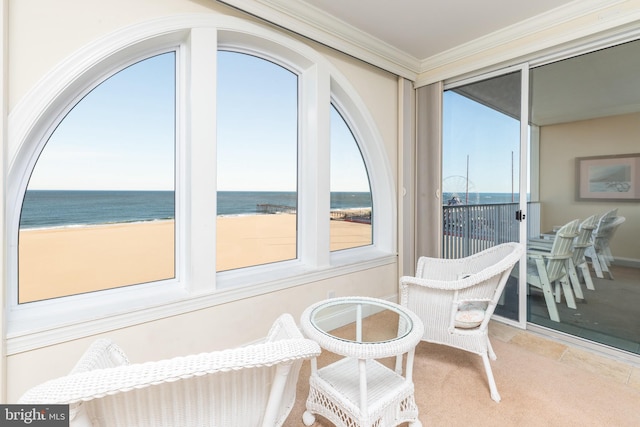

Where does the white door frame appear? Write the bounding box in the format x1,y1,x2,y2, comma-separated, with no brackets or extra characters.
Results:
443,63,530,329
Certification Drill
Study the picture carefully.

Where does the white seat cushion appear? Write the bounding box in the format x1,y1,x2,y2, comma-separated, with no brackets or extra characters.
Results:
454,301,487,329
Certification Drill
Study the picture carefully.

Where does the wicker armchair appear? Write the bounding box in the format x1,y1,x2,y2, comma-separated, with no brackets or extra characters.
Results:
19,313,320,427
399,242,523,402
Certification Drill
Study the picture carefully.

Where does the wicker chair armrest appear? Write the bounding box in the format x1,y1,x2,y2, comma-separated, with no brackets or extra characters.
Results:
19,337,320,405
415,256,468,278
416,243,522,280
68,339,130,375
400,273,502,291
265,313,305,342
403,243,523,291
400,274,471,291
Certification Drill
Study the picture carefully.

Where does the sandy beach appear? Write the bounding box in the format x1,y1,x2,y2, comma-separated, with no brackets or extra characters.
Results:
18,214,371,303
18,221,176,303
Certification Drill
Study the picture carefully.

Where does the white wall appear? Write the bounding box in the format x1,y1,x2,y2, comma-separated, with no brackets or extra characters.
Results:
3,0,400,402
7,0,640,406
539,112,640,262
6,265,398,402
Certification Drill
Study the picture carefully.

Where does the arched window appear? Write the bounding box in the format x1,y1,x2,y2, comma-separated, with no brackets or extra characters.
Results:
216,51,298,271
7,17,395,349
330,104,372,251
18,52,176,304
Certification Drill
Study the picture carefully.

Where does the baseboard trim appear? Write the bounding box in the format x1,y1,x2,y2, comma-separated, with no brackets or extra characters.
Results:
526,323,640,368
613,257,640,268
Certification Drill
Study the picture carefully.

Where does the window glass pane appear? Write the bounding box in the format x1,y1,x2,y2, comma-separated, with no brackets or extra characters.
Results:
330,104,372,250
216,51,298,271
442,72,522,323
442,79,521,207
18,53,176,303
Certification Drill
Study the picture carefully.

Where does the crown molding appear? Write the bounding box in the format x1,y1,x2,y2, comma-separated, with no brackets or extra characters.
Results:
416,0,640,86
216,0,420,80
217,1,640,87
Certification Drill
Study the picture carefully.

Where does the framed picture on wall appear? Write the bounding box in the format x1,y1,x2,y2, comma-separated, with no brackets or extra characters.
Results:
576,153,640,201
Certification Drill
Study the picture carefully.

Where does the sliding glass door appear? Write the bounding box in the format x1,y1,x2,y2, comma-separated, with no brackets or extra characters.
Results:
442,66,529,325
528,40,640,355
438,40,640,357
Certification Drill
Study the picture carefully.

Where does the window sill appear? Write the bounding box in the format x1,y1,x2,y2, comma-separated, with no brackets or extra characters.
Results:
6,250,396,355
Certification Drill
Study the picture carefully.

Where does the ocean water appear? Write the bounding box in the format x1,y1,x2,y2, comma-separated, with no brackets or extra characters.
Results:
20,190,524,230
216,191,373,215
19,190,175,229
19,190,373,229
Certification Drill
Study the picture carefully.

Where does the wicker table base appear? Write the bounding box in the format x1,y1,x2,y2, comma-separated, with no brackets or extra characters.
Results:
304,357,420,426
301,296,424,427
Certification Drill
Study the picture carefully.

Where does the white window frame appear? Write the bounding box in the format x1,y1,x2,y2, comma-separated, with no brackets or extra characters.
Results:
5,15,396,354
328,98,374,252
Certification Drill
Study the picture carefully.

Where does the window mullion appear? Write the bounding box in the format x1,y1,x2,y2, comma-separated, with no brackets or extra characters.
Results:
299,64,331,268
187,27,218,292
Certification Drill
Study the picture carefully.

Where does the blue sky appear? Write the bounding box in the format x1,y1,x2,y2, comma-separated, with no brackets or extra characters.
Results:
28,50,370,193
29,53,176,191
31,49,526,196
443,90,522,195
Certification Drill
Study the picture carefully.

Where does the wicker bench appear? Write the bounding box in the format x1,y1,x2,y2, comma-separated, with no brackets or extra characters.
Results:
19,313,320,427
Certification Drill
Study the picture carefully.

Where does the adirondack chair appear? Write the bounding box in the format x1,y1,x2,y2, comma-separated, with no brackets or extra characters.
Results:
570,214,600,290
584,209,617,278
586,215,626,280
528,214,599,295
520,219,580,322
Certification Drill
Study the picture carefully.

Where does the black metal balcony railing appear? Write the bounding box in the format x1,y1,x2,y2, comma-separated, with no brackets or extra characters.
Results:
443,202,540,259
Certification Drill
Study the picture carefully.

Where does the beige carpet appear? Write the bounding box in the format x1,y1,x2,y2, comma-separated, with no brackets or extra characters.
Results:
284,322,640,426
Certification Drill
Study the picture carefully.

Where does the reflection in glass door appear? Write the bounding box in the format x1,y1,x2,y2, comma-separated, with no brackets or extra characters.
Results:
442,68,528,324
528,40,640,355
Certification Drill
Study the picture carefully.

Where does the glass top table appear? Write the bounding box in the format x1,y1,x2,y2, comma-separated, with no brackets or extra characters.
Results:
300,296,424,427
301,296,424,359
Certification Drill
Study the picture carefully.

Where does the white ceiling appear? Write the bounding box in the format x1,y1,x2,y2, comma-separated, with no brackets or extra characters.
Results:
219,0,640,125
296,0,640,125
302,0,576,60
